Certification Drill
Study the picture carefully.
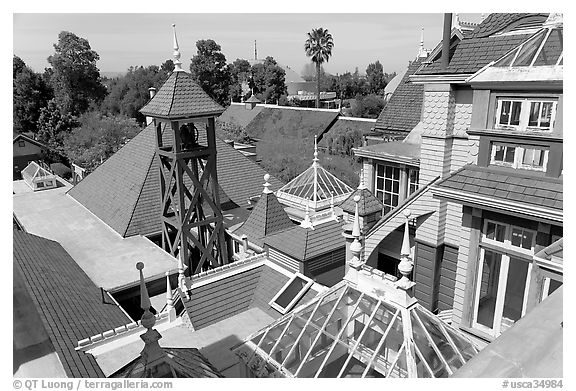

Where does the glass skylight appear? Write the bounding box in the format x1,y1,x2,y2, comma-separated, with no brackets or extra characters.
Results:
494,27,563,68
269,274,314,314
233,281,479,378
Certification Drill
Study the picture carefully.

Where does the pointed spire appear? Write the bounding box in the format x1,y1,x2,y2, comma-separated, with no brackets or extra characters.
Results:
480,13,486,22
396,210,415,290
352,194,361,238
313,135,319,165
172,24,183,72
177,246,188,299
136,262,156,330
165,271,173,310
417,28,428,58
358,166,366,190
452,13,461,30
263,173,272,194
254,40,258,61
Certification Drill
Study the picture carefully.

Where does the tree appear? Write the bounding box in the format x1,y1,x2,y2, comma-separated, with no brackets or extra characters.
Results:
250,56,287,104
13,55,26,78
304,28,334,108
47,31,106,115
366,60,387,95
190,39,231,106
350,94,385,119
36,99,79,149
102,64,172,125
216,120,250,143
13,58,53,134
62,112,141,172
228,58,251,102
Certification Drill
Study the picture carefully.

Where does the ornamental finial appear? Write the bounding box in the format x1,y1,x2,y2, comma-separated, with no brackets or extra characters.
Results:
136,262,156,330
172,24,183,72
396,209,415,290
313,135,319,164
263,173,272,194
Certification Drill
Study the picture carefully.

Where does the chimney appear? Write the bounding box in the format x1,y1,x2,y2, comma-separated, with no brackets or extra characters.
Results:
146,87,158,126
241,234,249,254
441,13,452,71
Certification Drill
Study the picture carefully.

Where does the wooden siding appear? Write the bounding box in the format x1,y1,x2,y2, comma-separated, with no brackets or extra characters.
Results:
305,249,346,286
268,248,300,273
186,267,262,330
437,243,459,311
413,240,439,310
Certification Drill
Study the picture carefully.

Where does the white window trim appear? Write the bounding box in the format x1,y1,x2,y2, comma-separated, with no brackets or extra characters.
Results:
472,248,533,337
408,168,419,195
495,97,557,132
269,272,314,315
482,219,536,256
375,164,401,211
490,142,549,172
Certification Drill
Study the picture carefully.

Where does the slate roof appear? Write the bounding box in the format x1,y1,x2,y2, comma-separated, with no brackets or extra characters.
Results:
68,123,284,238
339,188,383,217
434,165,562,211
111,347,223,378
217,103,264,129
263,219,344,261
140,71,224,119
417,14,548,75
245,107,339,140
13,230,130,378
374,58,424,133
234,191,295,247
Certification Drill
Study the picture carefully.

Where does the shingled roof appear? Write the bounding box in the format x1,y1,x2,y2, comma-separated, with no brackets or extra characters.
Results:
374,58,424,134
434,165,562,212
68,123,284,238
245,106,339,140
234,187,295,248
417,14,549,75
217,103,264,129
263,219,344,261
339,188,383,217
139,71,224,119
13,230,130,377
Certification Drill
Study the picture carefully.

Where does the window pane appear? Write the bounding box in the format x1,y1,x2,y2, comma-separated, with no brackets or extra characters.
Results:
493,145,505,161
376,178,384,191
540,102,553,128
514,30,546,66
502,257,529,332
510,102,522,125
548,279,562,296
392,195,399,206
504,146,515,163
385,166,392,177
393,167,400,179
392,181,399,194
377,165,384,177
511,227,533,250
476,250,502,329
485,222,506,243
411,312,450,378
385,180,392,192
499,101,511,125
274,276,308,309
316,342,349,378
528,102,541,126
534,29,563,66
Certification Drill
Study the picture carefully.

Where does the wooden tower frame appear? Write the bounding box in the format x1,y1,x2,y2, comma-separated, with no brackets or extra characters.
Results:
154,116,229,275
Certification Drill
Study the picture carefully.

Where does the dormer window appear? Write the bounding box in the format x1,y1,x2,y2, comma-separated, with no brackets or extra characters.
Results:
496,98,557,132
490,142,549,172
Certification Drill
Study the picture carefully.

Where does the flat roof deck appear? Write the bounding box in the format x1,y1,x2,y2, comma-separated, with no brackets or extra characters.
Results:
13,180,178,290
93,307,275,377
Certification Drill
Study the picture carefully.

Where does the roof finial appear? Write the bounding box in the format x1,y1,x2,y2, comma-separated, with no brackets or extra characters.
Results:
352,194,361,238
330,192,337,220
313,135,319,164
165,271,173,310
172,24,183,72
136,262,156,330
452,13,461,30
177,246,188,299
396,210,415,290
301,203,314,229
417,28,427,58
254,40,258,61
263,173,272,194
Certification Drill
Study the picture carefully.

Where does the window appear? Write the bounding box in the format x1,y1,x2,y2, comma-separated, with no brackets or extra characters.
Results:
542,277,562,300
375,164,400,214
18,141,26,147
490,142,549,171
270,273,313,314
495,98,557,131
408,169,419,195
233,241,240,254
472,221,536,337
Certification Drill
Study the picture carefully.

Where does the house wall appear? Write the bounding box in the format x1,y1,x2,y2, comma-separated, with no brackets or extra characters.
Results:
268,248,301,274
437,243,459,311
14,139,44,157
304,248,346,287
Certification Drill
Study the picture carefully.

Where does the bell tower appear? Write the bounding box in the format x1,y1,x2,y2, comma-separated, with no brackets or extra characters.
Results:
140,24,229,274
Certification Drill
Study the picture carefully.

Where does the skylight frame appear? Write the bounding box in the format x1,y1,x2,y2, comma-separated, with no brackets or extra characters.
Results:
269,273,314,314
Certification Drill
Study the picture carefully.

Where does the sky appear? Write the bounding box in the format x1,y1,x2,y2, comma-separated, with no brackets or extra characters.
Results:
13,13,483,77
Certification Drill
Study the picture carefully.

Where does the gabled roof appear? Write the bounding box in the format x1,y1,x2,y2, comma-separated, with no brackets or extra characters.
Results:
217,103,264,129
139,71,224,119
416,14,549,75
245,95,261,103
339,188,383,217
433,165,562,222
374,58,424,133
111,347,223,378
13,133,49,149
13,230,130,377
234,190,295,247
245,106,339,140
68,123,284,238
263,219,344,261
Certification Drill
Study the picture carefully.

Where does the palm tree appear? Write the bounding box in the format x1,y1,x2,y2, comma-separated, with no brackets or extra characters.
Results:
304,28,334,109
